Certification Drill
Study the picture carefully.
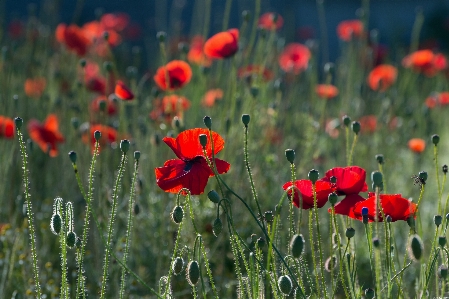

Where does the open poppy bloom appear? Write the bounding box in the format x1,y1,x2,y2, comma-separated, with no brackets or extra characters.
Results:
408,138,426,153
187,36,212,67
24,78,46,98
0,116,14,139
283,179,334,209
337,20,364,41
258,12,284,31
278,43,311,74
202,89,223,107
155,128,230,195
154,60,192,91
402,50,447,77
55,23,91,56
352,193,417,222
27,114,65,157
367,64,397,92
204,29,239,59
238,65,274,82
115,80,134,100
315,84,339,99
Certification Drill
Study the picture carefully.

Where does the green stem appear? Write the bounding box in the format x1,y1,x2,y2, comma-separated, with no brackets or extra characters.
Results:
330,206,350,298
348,133,358,166
435,145,443,215
312,183,327,298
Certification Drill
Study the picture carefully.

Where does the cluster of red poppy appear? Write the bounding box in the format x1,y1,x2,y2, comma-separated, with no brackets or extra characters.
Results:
402,49,447,77
283,166,416,222
425,92,449,109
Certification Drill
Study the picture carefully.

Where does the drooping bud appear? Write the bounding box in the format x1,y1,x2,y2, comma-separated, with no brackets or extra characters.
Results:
186,261,200,286
325,255,337,272
308,169,319,183
203,116,212,129
207,190,220,204
171,206,184,224
75,237,82,249
50,213,62,235
212,218,223,237
67,231,77,248
285,149,295,164
290,234,304,258
408,234,424,261
278,275,292,295
172,257,184,275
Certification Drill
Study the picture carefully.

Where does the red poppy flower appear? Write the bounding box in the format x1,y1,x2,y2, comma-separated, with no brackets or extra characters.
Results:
331,194,366,218
153,60,192,91
27,114,65,157
81,21,121,47
408,138,426,153
283,179,334,209
24,78,47,98
367,64,397,92
90,95,118,116
60,24,92,56
202,89,223,107
402,50,447,77
238,65,274,82
359,115,377,133
83,124,118,153
100,13,129,32
149,95,191,123
425,92,449,108
278,43,311,74
204,29,239,59
258,12,284,31
315,84,339,99
337,20,364,41
115,80,134,100
187,36,212,67
323,166,368,195
0,116,14,139
352,193,417,222
155,128,231,195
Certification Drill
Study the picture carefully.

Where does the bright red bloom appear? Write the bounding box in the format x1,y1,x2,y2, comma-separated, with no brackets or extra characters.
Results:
0,116,14,139
83,124,118,152
258,12,284,31
337,20,364,41
81,21,121,47
315,84,339,99
283,179,334,209
187,36,212,67
27,114,65,157
408,138,426,153
238,65,274,82
155,128,231,195
402,50,447,77
115,80,134,100
352,193,417,222
367,64,398,92
153,60,192,91
323,166,368,195
100,13,129,32
83,61,107,94
278,43,311,74
204,29,239,59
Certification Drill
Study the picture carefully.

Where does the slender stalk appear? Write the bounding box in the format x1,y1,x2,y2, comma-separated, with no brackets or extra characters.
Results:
312,183,327,298
435,145,443,215
330,206,349,298
348,134,358,166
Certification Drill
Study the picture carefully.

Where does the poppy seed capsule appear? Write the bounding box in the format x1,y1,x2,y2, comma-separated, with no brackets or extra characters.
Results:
365,288,375,299
439,265,448,279
308,169,319,183
94,130,101,141
186,261,200,286
212,218,223,237
328,192,338,205
75,237,82,249
443,165,448,174
434,215,443,227
439,236,447,247
14,117,23,130
207,190,220,203
203,116,212,129
172,257,184,275
156,31,166,42
342,115,351,127
290,234,304,258
199,134,208,147
67,231,77,248
375,154,384,164
241,114,251,127
346,227,355,239
330,176,337,184
285,149,295,164
120,139,130,153
68,151,77,163
278,275,292,295
171,206,183,224
352,121,361,134
418,171,428,183
408,234,424,261
432,134,440,145
50,213,62,235
71,117,80,129
386,215,392,223
371,171,383,186
134,151,140,160
372,237,380,248
264,211,274,223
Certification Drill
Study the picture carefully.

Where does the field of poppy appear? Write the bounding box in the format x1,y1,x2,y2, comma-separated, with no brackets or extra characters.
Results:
1,1,449,299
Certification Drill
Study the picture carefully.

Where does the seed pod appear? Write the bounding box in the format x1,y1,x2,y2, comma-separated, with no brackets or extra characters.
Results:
50,213,62,235
328,192,338,205
342,115,351,127
171,206,184,224
432,134,440,145
372,237,380,248
212,218,223,237
67,231,77,248
242,114,251,127
408,234,424,261
365,288,375,299
352,121,361,134
434,215,443,227
285,149,295,164
375,154,384,164
308,169,319,183
290,234,304,258
439,265,448,279
278,275,292,295
199,134,207,147
203,116,212,129
172,257,184,275
186,261,200,286
439,236,446,247
345,227,355,239
371,171,383,187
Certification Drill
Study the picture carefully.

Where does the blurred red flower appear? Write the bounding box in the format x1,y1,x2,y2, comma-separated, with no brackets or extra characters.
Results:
204,29,239,59
283,179,334,209
315,84,339,99
408,138,426,153
115,80,134,100
83,124,118,152
187,36,212,67
27,114,65,157
90,95,118,116
150,95,191,123
402,50,447,77
337,20,364,41
238,65,274,82
425,92,449,109
258,12,284,31
24,78,46,98
55,23,91,56
359,115,377,133
100,13,129,32
153,60,192,91
278,43,311,74
0,116,14,139
202,89,223,107
367,64,397,92
155,128,231,195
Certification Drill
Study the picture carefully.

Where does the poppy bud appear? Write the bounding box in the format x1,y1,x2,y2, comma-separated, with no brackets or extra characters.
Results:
71,117,80,129
133,203,140,215
103,61,113,72
439,265,448,279
207,190,220,203
68,151,77,164
351,121,361,134
94,130,101,141
290,234,304,258
443,165,448,174
50,213,62,235
439,236,447,247
408,234,423,261
186,261,200,286
172,116,182,130
67,231,77,248
203,115,212,129
285,149,295,164
242,10,251,22
212,218,222,237
386,215,392,223
324,62,335,75
346,227,355,239
172,257,184,275
242,114,251,127
14,117,23,130
308,169,319,183
79,58,86,67
156,31,166,42
134,151,141,160
328,192,338,206
75,237,82,249
199,134,208,147
171,206,184,224
256,237,265,248
434,215,443,227
375,154,384,164
407,216,415,230
250,86,259,98
418,171,428,183
372,237,380,248
365,288,375,299
432,134,440,145
278,275,292,295
371,171,383,187
120,139,130,153
264,211,274,223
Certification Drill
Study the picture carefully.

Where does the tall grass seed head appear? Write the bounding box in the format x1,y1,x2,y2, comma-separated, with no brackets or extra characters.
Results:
408,234,424,261
434,215,443,227
207,190,220,203
278,275,292,295
212,218,223,237
68,151,77,163
285,149,295,164
50,213,62,235
241,114,250,127
172,257,184,275
432,134,440,145
290,234,304,258
375,154,384,164
171,206,184,224
67,231,77,248
186,261,200,286
308,169,319,183
203,115,212,129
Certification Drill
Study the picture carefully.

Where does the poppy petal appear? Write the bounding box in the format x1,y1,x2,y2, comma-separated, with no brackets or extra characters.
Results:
331,194,366,219
115,80,134,100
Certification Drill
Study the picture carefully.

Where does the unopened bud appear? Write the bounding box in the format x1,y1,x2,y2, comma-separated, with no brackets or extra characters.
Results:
68,151,77,163
439,236,447,247
171,206,184,224
199,134,207,147
290,234,304,258
285,149,295,164
212,218,223,237
207,190,220,203
432,134,440,145
342,115,351,126
242,114,250,127
278,275,292,295
408,234,424,261
67,231,77,248
328,192,338,206
134,151,140,160
14,117,23,130
345,227,355,239
186,261,200,286
435,215,443,227
172,257,184,275
308,169,319,183
352,121,361,134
